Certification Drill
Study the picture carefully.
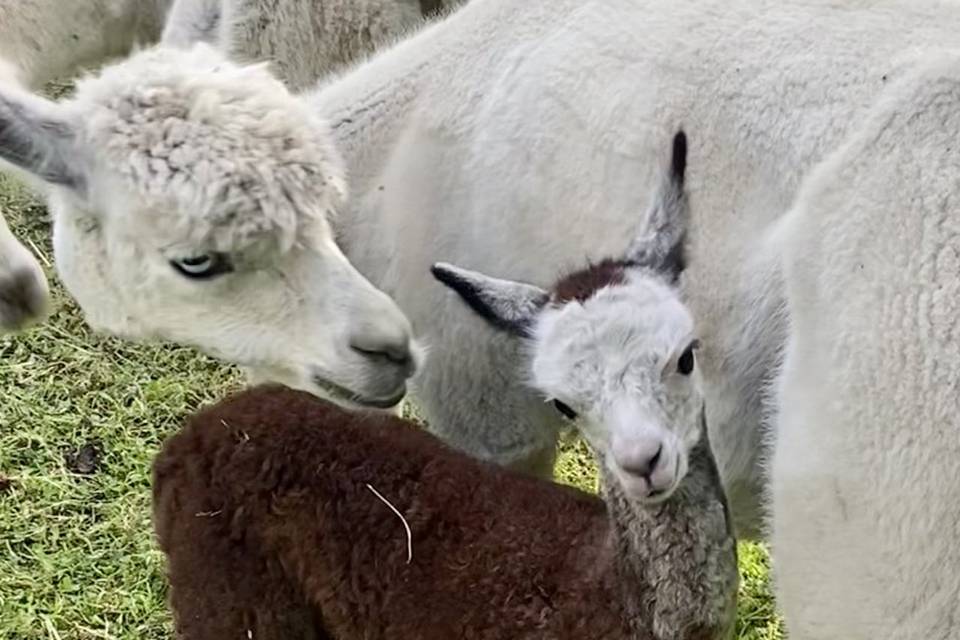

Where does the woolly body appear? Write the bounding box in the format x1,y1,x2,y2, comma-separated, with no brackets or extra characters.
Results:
161,0,468,90
0,0,171,88
304,0,960,540
153,385,737,640
769,52,960,639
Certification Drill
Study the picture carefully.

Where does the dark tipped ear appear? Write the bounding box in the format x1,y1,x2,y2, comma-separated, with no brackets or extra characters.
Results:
626,130,689,282
431,262,548,337
0,84,82,189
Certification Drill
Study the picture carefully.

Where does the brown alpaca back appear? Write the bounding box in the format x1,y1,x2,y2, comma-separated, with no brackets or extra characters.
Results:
153,385,642,639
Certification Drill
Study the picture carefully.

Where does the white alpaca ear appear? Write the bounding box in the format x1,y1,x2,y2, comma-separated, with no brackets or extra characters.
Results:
0,84,82,189
626,130,689,282
431,262,548,337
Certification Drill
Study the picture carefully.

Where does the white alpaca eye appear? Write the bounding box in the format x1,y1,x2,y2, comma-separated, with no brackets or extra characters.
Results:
171,253,233,279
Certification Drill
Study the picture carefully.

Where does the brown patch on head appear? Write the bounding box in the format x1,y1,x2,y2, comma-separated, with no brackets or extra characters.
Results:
551,259,635,303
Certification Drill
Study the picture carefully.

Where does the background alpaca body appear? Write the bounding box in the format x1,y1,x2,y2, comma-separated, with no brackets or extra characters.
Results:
0,0,455,89
302,0,960,541
0,0,171,88
769,53,960,639
154,388,736,640
220,0,466,90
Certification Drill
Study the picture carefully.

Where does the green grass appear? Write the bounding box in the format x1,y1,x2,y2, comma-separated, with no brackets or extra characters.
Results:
0,173,783,639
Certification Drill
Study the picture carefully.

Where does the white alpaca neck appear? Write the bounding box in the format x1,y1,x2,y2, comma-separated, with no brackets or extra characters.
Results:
304,15,445,187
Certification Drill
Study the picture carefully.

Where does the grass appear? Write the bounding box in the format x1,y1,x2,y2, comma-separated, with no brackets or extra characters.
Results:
0,172,784,639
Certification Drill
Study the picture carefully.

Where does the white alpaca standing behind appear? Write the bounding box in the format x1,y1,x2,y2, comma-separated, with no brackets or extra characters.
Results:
0,0,172,88
769,52,960,639
163,0,467,90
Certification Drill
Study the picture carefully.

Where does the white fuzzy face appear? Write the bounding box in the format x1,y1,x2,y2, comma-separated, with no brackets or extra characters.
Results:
52,194,420,408
531,272,703,502
0,44,420,408
432,131,694,501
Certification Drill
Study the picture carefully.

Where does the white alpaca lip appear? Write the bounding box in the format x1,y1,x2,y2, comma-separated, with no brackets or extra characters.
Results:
311,374,407,409
612,453,682,504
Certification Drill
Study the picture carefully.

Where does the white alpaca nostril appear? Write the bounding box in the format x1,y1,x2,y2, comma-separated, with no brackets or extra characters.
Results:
612,436,666,480
349,334,414,372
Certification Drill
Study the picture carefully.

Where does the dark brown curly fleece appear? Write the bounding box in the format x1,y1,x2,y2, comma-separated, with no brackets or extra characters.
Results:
153,385,736,640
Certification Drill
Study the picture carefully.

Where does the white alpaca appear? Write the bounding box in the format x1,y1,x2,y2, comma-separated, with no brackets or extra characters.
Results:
0,0,172,88
0,43,421,408
768,52,960,639
155,131,739,640
221,0,429,90
3,8,960,632
299,0,960,533
162,0,467,90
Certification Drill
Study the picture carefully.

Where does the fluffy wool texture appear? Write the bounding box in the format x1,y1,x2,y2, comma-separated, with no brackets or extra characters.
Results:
300,0,960,549
70,43,348,255
767,52,960,639
223,0,427,90
0,43,420,409
155,141,739,638
160,0,468,90
0,0,171,88
153,385,738,640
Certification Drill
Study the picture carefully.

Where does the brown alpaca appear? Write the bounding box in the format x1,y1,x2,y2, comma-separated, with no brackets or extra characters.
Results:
152,132,739,639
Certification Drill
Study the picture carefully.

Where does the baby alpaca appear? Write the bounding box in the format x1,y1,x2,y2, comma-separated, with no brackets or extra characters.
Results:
153,132,739,639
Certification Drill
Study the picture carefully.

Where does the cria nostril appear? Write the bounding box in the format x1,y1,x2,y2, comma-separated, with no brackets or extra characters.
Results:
619,443,663,479
647,443,663,476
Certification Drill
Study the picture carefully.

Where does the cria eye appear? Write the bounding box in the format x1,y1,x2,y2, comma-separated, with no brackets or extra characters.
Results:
171,253,233,279
677,344,696,376
552,399,578,420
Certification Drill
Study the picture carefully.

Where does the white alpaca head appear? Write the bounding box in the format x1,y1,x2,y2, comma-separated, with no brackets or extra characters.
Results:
434,132,701,502
0,43,419,408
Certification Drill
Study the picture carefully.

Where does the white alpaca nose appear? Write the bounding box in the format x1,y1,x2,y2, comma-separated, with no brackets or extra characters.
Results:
349,328,415,372
611,433,665,479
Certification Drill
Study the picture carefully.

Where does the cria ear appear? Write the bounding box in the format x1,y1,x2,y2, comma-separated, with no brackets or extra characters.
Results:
626,130,689,282
0,83,82,189
431,262,548,337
